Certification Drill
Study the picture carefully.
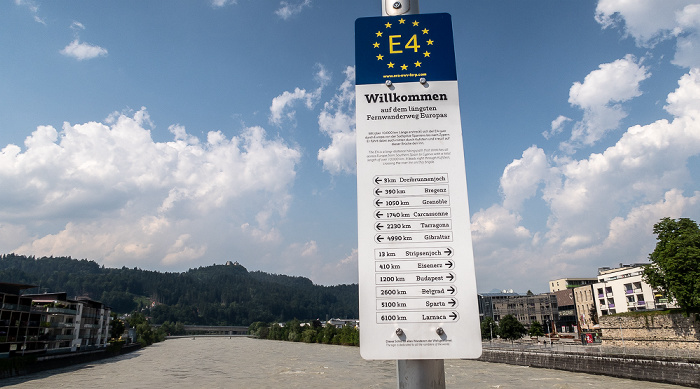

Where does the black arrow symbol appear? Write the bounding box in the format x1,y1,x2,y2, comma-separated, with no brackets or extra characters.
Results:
375,211,384,219
445,260,454,268
376,235,384,243
449,298,457,307
445,247,453,256
447,286,456,294
375,177,382,185
375,223,384,231
374,188,381,196
375,199,383,207
447,273,455,282
449,312,458,320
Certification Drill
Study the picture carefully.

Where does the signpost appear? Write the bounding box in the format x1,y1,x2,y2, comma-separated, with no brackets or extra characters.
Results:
355,3,482,383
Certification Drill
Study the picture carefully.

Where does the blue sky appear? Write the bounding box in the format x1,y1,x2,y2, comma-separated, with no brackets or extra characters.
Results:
1,0,699,293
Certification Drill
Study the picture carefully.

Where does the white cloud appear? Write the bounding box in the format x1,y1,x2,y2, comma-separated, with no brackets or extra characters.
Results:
317,66,356,175
500,146,550,211
15,0,45,24
596,0,700,68
275,0,311,20
60,39,108,61
542,115,571,140
1,107,301,269
211,0,237,8
472,67,700,291
563,55,649,149
269,64,329,125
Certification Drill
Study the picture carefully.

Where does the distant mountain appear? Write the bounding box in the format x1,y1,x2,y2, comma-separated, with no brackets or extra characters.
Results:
0,253,358,326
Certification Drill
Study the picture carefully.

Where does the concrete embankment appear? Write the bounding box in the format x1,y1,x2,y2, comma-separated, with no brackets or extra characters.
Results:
478,348,700,388
0,344,141,379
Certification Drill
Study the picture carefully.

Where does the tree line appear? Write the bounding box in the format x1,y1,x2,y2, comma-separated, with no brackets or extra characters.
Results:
249,319,359,346
0,254,359,326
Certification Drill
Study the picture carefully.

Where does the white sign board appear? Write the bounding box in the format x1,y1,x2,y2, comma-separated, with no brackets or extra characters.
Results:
355,13,482,360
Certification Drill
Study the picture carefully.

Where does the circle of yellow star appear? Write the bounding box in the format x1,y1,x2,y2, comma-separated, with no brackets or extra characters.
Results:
398,18,406,24
376,31,383,37
387,62,395,68
423,51,430,58
414,61,422,67
401,64,408,71
422,28,429,34
385,22,392,28
427,39,434,45
373,42,380,48
412,20,419,27
377,54,384,60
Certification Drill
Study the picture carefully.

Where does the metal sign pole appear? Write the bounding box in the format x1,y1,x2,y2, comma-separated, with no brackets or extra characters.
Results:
380,3,446,389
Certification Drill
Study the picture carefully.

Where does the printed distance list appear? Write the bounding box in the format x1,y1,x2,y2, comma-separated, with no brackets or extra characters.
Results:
372,173,459,325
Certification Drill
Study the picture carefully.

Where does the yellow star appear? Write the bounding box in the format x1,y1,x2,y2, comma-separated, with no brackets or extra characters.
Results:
427,39,434,45
373,42,380,48
377,54,384,60
398,18,406,24
423,51,430,58
401,64,408,71
387,62,395,68
385,22,392,28
422,28,429,34
376,31,383,37
412,20,419,27
414,61,422,67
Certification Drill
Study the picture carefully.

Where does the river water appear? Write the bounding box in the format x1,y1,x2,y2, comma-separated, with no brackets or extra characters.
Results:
1,337,686,388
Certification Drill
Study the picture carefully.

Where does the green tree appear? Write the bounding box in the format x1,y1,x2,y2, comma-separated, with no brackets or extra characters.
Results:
480,317,498,340
643,217,700,315
109,312,125,340
498,315,527,343
528,321,544,337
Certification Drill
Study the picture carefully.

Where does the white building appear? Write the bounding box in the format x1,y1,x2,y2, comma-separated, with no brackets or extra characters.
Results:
593,264,675,317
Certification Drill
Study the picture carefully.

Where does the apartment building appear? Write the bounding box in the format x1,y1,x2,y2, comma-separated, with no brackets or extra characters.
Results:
593,264,676,317
26,292,111,352
0,283,45,356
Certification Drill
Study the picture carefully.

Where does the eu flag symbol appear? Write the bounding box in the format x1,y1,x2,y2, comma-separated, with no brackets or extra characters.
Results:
355,13,457,86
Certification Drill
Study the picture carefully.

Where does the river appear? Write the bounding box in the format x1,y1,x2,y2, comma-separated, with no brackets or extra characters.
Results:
1,337,686,388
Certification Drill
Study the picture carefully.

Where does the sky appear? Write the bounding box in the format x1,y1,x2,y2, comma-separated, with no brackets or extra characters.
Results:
1,0,699,293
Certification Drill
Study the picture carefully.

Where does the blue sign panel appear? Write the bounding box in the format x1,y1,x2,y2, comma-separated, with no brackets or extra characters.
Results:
355,13,457,85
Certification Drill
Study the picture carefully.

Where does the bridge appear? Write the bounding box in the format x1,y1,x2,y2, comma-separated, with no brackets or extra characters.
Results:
155,325,249,336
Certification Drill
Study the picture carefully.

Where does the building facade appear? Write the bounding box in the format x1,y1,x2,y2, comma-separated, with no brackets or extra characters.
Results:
573,284,597,331
549,277,598,293
0,283,45,356
26,292,111,353
593,264,676,317
479,292,558,329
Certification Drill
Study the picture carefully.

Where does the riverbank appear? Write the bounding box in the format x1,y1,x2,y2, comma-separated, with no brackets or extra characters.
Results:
0,343,141,379
479,344,700,388
0,337,689,388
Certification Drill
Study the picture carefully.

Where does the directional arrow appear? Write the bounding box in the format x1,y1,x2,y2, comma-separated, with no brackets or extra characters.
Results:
374,188,381,196
375,199,384,207
446,273,455,282
445,247,453,256
375,211,384,219
447,286,456,294
374,177,382,185
449,298,457,307
375,223,384,231
445,260,454,269
376,235,384,243
449,312,458,320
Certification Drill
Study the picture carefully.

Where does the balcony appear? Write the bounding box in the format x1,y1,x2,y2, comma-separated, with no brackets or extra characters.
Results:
46,307,78,315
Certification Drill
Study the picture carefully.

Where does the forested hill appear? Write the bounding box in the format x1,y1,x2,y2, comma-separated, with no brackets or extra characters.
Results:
0,253,358,326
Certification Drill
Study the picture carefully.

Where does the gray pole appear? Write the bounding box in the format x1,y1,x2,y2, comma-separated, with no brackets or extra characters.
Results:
378,1,444,387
